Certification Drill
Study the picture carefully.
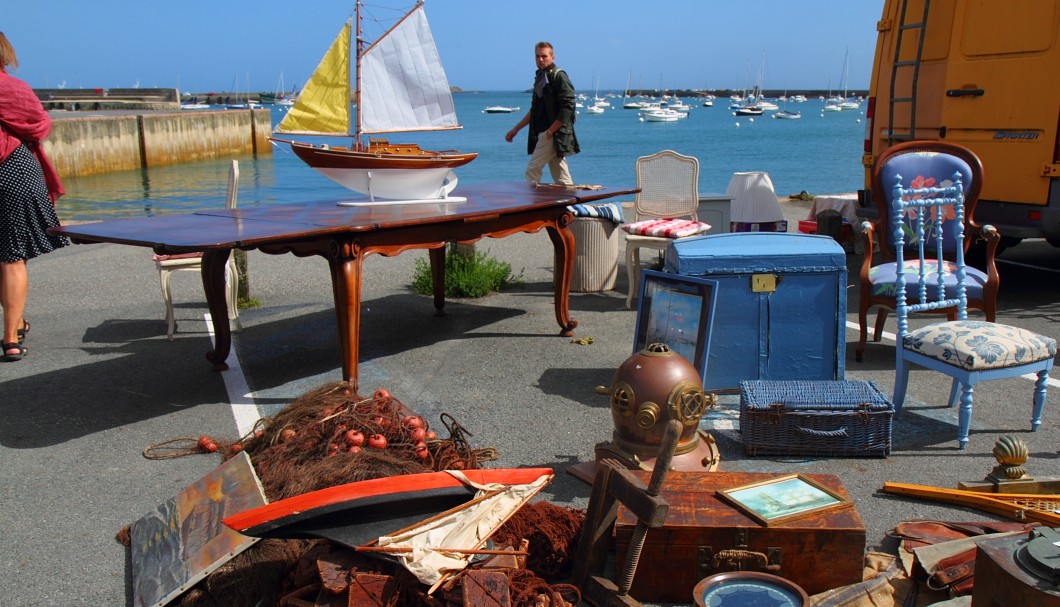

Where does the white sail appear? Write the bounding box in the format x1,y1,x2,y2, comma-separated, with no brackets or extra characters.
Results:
360,5,460,134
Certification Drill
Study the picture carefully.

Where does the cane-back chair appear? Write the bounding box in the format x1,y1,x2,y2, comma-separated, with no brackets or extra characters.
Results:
620,150,711,308
153,160,241,339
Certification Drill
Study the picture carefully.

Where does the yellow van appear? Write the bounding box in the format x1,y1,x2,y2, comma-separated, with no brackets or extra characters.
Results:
861,0,1060,248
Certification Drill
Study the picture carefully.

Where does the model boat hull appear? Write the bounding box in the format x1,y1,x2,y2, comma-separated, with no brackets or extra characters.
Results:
280,139,477,200
223,468,553,549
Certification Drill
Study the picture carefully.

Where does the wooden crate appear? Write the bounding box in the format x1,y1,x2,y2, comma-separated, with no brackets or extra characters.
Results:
615,471,866,603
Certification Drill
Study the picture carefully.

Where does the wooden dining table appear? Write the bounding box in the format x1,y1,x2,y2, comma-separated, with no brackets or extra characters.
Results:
51,181,637,390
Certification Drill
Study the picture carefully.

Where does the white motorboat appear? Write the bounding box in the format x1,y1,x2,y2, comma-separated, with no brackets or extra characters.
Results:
772,110,802,119
483,106,519,114
667,100,692,112
641,108,682,122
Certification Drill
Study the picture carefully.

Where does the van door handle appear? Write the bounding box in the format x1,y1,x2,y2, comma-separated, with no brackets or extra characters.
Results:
946,89,984,97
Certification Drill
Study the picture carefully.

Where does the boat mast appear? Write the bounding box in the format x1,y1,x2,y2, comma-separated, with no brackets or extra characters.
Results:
353,1,363,148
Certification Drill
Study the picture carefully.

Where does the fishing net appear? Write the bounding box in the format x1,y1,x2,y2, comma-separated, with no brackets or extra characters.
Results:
128,381,593,607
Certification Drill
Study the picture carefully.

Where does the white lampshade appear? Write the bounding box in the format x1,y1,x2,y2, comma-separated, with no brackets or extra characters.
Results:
726,171,783,223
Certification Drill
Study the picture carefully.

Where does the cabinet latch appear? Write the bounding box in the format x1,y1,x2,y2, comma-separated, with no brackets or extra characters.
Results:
752,274,777,293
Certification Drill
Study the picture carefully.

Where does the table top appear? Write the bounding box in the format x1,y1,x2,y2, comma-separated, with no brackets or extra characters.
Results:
53,182,638,253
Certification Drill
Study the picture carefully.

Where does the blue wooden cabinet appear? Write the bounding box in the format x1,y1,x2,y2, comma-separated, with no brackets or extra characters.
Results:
664,232,847,392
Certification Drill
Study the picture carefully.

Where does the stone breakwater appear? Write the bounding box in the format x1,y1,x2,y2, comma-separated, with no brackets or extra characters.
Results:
44,108,272,178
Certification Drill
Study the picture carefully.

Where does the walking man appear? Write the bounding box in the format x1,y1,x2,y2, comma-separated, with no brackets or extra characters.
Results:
505,42,579,185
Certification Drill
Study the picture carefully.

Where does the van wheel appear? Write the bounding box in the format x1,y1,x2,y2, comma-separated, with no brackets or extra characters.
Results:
1047,237,1060,248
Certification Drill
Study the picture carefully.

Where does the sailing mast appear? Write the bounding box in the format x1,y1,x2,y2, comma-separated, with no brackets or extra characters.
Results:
354,1,362,148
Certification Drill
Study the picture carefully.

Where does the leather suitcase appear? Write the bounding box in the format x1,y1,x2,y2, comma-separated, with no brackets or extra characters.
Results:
614,471,866,602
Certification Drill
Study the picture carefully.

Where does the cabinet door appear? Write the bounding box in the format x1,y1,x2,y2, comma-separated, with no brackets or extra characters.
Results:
763,272,842,381
703,272,842,391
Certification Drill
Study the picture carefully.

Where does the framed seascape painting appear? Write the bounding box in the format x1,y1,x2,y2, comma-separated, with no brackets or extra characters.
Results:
634,270,719,380
716,474,852,526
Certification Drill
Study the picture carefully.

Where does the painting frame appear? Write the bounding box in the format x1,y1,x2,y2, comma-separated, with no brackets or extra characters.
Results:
633,269,719,381
716,474,852,526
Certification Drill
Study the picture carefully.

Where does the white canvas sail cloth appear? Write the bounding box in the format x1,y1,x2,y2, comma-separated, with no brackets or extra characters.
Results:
374,470,553,587
360,6,459,135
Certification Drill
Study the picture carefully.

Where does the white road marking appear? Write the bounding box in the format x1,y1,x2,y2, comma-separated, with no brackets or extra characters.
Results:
204,313,262,437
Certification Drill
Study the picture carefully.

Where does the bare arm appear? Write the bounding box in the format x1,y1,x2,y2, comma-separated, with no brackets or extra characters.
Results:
505,110,531,142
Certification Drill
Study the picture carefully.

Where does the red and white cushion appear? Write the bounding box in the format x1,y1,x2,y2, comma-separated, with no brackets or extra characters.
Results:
621,218,711,238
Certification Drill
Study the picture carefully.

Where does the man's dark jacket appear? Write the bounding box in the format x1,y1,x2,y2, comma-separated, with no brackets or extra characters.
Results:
527,66,580,158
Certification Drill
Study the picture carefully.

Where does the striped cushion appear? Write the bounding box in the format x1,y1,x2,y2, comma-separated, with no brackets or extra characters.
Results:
621,218,711,238
567,202,624,223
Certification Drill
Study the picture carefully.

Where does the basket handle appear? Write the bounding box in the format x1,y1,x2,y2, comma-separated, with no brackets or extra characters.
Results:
795,426,849,438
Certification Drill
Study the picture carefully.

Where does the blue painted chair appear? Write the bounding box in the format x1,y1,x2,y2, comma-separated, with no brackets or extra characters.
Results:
864,144,1056,449
856,141,999,362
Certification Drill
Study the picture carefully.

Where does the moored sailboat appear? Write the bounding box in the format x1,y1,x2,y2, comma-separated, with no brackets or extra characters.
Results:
271,1,476,202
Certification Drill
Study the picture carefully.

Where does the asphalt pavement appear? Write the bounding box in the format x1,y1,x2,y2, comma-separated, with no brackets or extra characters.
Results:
2,195,1059,606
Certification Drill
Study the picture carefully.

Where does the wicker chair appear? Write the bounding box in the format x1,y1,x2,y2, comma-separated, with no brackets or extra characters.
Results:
153,160,241,339
621,150,710,308
874,150,1056,449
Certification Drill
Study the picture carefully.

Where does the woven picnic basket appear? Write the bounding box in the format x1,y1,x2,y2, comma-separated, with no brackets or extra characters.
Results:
739,380,894,457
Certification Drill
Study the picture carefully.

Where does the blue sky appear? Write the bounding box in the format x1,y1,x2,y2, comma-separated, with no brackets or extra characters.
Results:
6,1,883,93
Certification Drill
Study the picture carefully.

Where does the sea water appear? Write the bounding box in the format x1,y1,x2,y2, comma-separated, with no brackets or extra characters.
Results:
55,91,867,222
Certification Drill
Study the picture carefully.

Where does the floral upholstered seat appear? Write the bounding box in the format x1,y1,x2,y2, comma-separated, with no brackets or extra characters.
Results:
868,260,989,302
903,320,1056,372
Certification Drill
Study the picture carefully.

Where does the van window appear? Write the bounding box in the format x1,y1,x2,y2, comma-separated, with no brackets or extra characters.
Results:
962,0,1056,56
918,0,954,61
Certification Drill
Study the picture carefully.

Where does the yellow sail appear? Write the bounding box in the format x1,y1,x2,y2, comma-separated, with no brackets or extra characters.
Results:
274,21,352,136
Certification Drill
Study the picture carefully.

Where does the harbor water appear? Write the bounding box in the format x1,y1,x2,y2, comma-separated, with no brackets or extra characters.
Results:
55,91,867,222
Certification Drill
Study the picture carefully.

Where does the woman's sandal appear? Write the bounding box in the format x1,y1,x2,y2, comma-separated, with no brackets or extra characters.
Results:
2,342,27,362
18,319,30,344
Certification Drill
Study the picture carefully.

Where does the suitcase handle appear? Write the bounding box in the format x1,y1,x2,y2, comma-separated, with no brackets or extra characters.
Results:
795,426,849,438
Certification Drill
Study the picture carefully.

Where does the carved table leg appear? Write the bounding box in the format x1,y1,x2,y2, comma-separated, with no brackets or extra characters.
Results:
201,249,232,371
547,219,578,336
329,243,364,389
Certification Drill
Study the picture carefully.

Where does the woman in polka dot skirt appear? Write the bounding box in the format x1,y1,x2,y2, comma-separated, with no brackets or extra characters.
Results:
0,32,68,362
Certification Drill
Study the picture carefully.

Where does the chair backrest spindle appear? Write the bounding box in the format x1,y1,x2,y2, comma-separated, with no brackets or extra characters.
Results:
893,171,969,336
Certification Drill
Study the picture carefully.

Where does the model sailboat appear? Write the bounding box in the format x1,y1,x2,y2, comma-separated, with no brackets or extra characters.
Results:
272,1,476,202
